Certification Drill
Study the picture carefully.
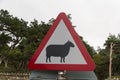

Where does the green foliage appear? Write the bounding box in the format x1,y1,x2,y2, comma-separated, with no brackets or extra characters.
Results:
0,45,10,58
93,52,109,80
0,9,51,72
0,33,11,49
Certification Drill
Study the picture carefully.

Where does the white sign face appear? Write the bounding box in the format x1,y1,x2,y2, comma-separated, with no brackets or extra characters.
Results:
35,20,87,64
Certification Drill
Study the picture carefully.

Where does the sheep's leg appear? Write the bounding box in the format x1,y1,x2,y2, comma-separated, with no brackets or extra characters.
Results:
46,57,48,62
49,57,51,62
60,57,65,63
46,56,51,62
63,58,65,63
60,57,62,63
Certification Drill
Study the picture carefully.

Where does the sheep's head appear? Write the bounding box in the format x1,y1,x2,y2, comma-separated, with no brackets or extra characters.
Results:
67,41,75,47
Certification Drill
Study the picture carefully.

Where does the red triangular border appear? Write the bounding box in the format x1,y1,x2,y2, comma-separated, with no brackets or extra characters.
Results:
28,12,95,71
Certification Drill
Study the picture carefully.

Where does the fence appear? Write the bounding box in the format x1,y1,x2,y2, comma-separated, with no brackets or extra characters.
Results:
0,72,30,80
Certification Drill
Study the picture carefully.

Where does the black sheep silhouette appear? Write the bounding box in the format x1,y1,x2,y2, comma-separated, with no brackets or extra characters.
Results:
46,41,74,63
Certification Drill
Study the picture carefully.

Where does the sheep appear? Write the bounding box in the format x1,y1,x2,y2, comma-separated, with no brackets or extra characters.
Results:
46,40,74,63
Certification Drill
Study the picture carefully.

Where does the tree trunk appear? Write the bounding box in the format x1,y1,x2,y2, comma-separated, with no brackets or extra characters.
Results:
0,57,2,64
0,56,4,64
4,59,8,68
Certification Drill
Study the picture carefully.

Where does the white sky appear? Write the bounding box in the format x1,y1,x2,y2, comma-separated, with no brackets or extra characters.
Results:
0,0,120,50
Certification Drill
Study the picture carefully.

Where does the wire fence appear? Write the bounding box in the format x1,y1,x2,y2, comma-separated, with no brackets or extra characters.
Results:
0,72,30,80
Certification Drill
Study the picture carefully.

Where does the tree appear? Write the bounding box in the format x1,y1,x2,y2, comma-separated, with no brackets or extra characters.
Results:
93,49,109,80
94,34,120,80
0,45,10,68
0,9,28,69
104,34,120,75
0,9,28,49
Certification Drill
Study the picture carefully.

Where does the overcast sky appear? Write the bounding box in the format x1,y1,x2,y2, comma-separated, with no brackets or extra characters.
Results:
0,0,120,50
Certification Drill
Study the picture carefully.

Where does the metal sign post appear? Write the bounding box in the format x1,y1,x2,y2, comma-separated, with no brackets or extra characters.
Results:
29,70,97,80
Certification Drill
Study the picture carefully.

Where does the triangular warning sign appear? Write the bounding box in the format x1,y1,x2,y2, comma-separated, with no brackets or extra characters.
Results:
28,12,95,71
